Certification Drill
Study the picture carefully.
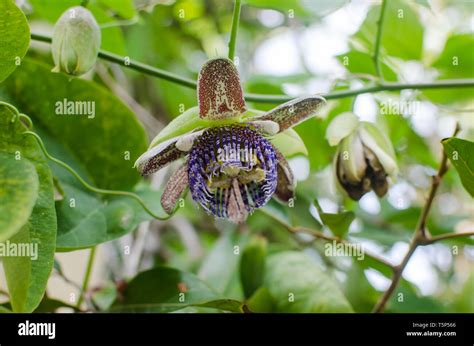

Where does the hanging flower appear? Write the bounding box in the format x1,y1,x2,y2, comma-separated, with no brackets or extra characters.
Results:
51,6,101,76
326,112,398,200
135,58,325,223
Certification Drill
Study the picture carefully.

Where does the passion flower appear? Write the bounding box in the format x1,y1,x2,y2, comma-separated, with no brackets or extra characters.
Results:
135,58,325,223
326,112,398,200
51,6,101,76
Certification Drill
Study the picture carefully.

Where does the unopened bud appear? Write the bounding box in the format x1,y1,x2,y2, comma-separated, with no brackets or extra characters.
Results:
51,6,101,76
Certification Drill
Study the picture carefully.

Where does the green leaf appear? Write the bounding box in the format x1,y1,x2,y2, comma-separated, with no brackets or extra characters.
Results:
294,117,335,170
314,199,355,238
384,113,437,167
148,106,203,149
0,152,39,242
110,267,219,312
269,129,308,158
246,287,275,312
425,34,474,103
0,0,30,82
0,104,57,313
34,296,79,312
442,137,474,197
98,0,137,19
352,0,423,60
432,34,474,79
1,59,147,190
263,251,353,312
194,299,245,313
244,0,348,19
336,50,398,81
91,282,118,311
0,306,12,313
197,232,248,300
344,263,379,312
386,280,446,313
449,271,474,313
240,236,267,298
414,0,431,8
56,182,165,250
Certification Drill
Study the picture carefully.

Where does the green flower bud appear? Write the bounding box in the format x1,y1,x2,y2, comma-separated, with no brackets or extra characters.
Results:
327,113,398,200
51,6,101,76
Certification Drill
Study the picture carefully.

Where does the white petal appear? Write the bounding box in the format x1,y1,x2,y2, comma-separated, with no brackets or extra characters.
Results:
326,112,359,146
340,133,367,183
247,120,280,135
175,130,205,152
359,123,398,176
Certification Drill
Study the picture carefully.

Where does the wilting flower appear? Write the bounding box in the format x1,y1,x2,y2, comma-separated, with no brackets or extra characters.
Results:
51,6,101,76
135,58,325,223
326,112,398,200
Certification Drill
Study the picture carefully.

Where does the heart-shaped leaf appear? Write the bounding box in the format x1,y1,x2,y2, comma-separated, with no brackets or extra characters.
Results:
2,59,147,190
442,137,474,197
264,251,353,312
0,103,57,312
0,152,38,242
0,0,30,82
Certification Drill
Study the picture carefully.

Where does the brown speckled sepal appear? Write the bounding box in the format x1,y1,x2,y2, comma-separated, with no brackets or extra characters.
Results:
161,163,189,214
256,96,325,132
274,149,295,203
135,138,186,176
197,58,246,119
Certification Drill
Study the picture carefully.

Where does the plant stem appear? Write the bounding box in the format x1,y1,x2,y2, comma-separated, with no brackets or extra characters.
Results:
30,32,474,104
228,0,242,61
77,246,96,308
372,125,463,313
23,131,176,220
373,0,388,80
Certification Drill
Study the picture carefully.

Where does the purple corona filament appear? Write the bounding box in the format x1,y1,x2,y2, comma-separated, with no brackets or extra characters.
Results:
188,125,277,221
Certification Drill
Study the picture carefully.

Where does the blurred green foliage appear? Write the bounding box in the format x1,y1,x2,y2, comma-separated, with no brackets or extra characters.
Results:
0,0,473,314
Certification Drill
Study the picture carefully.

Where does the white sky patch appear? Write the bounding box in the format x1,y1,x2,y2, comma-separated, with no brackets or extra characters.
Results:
410,101,438,137
388,181,417,210
426,244,453,273
404,246,439,295
300,25,348,76
436,192,462,216
407,164,434,189
254,31,303,76
385,242,439,295
365,268,391,291
257,9,285,28
358,192,381,215
353,93,378,122
386,242,409,264
318,197,339,213
323,0,371,35
437,116,457,138
288,156,310,181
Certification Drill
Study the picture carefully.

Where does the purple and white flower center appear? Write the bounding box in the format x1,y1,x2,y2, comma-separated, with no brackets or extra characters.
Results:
188,125,277,222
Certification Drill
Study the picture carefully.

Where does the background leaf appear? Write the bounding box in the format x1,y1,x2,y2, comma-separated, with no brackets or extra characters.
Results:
442,137,474,197
0,104,57,313
111,266,220,312
1,59,148,190
55,182,165,250
0,152,38,242
351,0,423,60
263,251,353,312
0,0,30,82
240,235,267,298
314,199,354,238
